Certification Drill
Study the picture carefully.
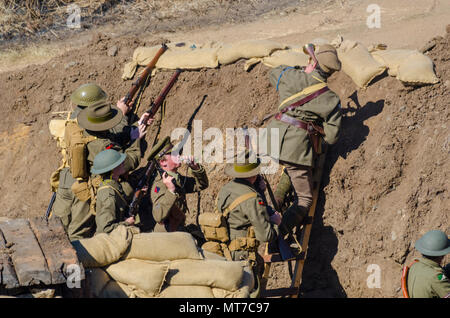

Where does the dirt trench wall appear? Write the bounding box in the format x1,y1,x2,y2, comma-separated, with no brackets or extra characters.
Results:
0,31,448,297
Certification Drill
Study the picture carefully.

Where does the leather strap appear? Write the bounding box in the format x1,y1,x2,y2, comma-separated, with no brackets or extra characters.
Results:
274,113,324,136
222,192,258,218
279,86,329,114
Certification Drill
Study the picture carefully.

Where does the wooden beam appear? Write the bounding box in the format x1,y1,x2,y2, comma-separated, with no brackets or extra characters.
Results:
0,219,52,286
29,217,85,285
0,229,19,289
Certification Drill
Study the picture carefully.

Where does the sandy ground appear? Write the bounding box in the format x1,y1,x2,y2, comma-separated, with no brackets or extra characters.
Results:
2,0,449,73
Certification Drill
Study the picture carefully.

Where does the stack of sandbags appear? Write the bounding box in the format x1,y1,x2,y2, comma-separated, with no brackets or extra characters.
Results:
76,228,254,298
371,49,439,85
336,39,387,88
122,40,287,79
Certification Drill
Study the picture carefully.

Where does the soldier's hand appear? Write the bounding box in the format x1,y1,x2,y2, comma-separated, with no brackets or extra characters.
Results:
180,155,199,170
138,112,154,126
125,216,135,225
269,211,282,226
117,97,131,115
162,172,176,193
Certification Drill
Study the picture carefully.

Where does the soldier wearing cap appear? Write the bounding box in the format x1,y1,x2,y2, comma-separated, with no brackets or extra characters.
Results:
213,151,280,297
150,137,209,233
407,230,450,298
264,44,342,236
51,97,149,240
91,149,135,234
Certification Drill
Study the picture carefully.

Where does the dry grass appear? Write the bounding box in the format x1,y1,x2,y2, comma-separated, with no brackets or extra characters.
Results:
0,0,121,39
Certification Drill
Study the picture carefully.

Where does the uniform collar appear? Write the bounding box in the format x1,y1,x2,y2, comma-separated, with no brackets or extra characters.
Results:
419,257,441,268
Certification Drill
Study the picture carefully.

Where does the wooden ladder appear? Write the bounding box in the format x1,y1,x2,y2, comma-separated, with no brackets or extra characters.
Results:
260,147,327,298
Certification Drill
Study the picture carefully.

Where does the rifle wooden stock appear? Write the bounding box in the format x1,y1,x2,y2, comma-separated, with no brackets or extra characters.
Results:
128,160,159,217
144,69,182,123
124,43,168,106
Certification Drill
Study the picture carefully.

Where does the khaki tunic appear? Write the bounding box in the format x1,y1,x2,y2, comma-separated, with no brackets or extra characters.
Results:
407,258,450,298
95,178,131,234
150,166,208,232
51,106,140,240
216,179,277,262
264,66,342,167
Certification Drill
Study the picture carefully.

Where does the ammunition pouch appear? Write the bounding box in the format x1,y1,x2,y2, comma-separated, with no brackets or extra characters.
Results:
88,175,103,215
71,180,91,202
199,192,259,262
64,121,96,180
198,212,229,243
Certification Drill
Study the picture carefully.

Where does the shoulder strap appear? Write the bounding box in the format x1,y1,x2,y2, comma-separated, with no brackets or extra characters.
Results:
278,82,328,110
98,184,127,204
222,192,258,218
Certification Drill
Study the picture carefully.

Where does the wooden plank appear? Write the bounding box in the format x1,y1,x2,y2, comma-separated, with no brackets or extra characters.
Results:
289,149,327,298
0,219,52,286
29,217,85,285
0,229,20,289
260,287,299,298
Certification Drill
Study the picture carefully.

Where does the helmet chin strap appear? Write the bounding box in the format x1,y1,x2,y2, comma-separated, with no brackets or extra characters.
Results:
303,43,318,74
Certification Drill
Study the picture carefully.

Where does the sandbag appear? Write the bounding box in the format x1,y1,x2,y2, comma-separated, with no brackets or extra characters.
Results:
105,259,169,296
166,259,244,291
396,51,439,85
72,225,133,268
122,232,202,261
262,49,309,68
218,40,286,65
156,48,218,70
212,264,254,298
122,44,219,79
158,285,215,298
371,49,416,76
337,40,386,88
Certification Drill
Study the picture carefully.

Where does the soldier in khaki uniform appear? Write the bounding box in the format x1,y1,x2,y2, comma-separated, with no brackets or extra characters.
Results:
206,152,280,297
217,154,280,263
264,44,342,235
91,149,135,234
407,230,450,298
51,89,149,240
150,137,209,232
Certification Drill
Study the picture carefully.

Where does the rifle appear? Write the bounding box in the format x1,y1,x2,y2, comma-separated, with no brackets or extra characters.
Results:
128,159,164,217
45,192,56,221
124,44,168,107
256,175,296,261
142,68,182,125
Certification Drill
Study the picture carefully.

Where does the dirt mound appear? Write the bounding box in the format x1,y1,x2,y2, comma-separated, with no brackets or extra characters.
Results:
0,28,448,297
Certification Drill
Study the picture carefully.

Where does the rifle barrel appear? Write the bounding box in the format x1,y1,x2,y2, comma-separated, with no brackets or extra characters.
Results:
125,43,168,105
146,69,182,119
45,192,56,220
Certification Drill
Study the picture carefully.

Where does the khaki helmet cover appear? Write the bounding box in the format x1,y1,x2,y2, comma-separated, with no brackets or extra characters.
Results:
224,151,261,178
70,83,107,107
77,100,123,132
315,44,341,74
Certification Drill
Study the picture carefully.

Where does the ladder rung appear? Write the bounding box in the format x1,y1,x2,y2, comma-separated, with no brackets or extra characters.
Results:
260,287,299,298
